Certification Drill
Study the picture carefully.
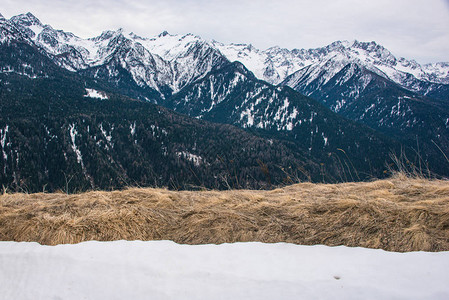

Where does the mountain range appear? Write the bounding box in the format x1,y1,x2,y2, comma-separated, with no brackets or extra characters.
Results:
0,12,448,192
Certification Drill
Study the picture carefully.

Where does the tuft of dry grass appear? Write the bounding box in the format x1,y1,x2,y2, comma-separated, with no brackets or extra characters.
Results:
1,174,449,252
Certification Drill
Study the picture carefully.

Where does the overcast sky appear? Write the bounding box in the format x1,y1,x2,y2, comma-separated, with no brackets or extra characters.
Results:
2,0,449,63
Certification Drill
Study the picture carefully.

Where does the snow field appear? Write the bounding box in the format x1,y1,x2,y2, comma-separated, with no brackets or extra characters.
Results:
0,240,448,300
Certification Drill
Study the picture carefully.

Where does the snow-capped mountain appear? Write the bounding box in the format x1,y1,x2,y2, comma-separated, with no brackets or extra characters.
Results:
279,41,449,101
2,13,228,101
213,39,449,95
3,12,448,101
129,31,229,93
279,52,449,161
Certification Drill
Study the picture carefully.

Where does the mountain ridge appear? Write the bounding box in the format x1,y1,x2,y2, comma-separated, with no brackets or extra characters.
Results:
3,12,448,99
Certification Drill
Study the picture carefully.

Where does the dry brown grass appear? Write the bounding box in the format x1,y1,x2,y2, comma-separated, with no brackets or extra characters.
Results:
1,174,449,252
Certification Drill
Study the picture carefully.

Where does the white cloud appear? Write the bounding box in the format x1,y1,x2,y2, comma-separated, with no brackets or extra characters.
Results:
2,0,449,63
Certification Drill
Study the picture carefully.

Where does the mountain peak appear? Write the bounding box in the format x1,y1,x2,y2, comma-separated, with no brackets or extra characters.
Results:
0,13,5,21
25,12,38,20
245,44,255,51
10,12,42,26
267,45,281,51
129,32,145,40
182,33,203,40
158,31,170,37
327,40,351,50
351,40,385,52
97,28,124,40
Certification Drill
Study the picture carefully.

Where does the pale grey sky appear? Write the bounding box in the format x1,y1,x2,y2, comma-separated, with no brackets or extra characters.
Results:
2,0,449,63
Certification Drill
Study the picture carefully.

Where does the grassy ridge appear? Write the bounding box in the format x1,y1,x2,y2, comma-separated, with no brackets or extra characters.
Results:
1,174,448,252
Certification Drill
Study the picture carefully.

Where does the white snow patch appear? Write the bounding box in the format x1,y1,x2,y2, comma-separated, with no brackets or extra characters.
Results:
177,151,203,166
84,88,108,100
130,122,136,136
240,107,255,127
68,124,83,166
1,125,8,155
229,72,244,90
0,67,39,79
283,107,298,131
365,103,375,113
309,111,316,123
2,240,447,300
1,125,9,173
322,132,329,146
99,123,113,143
334,100,346,112
28,24,44,39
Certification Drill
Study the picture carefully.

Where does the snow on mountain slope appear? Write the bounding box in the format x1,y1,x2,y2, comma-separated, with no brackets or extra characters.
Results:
85,30,174,96
213,39,449,100
281,50,384,99
1,241,448,300
279,58,449,163
212,42,283,84
2,12,448,99
218,39,449,90
4,15,175,96
276,41,449,102
130,32,229,92
133,31,200,61
423,62,449,80
3,14,224,97
8,13,93,70
167,61,315,133
84,88,108,100
7,14,147,69
0,13,31,44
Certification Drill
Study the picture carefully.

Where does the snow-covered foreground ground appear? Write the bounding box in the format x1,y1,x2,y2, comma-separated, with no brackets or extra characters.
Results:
0,241,448,300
